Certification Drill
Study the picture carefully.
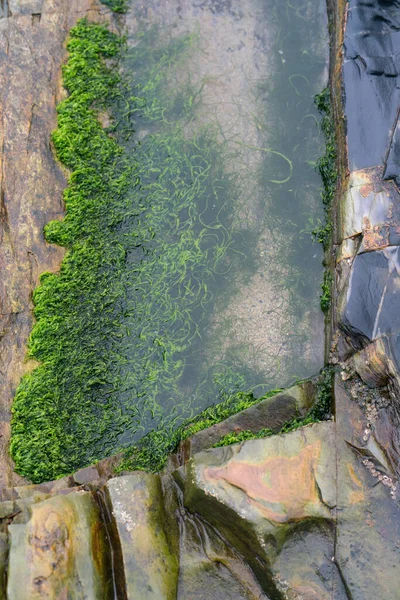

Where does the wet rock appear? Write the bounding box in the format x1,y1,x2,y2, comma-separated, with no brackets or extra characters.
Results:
335,375,400,599
0,533,7,600
7,490,111,600
271,521,347,600
178,423,340,598
105,473,178,599
177,510,268,600
181,383,315,459
339,247,400,347
338,168,400,251
344,0,400,173
353,338,390,388
95,453,123,479
73,466,100,486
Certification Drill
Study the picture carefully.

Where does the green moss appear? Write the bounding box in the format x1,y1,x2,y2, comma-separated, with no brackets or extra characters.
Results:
213,428,274,447
314,88,336,312
100,0,128,13
312,221,333,252
315,88,337,213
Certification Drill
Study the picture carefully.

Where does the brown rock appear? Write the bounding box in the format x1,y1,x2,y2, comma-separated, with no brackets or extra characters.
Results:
353,338,389,388
179,423,342,598
73,466,99,486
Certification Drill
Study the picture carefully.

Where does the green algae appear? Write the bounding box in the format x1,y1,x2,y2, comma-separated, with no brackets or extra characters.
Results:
213,428,274,447
11,21,127,482
11,9,331,483
320,270,333,313
10,20,256,483
314,88,337,312
315,88,337,212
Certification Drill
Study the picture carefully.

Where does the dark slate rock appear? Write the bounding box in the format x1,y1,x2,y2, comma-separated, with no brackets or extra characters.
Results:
386,332,400,372
340,247,400,345
344,0,400,172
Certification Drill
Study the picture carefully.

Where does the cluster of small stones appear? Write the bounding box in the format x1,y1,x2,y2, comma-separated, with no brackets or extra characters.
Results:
362,458,397,500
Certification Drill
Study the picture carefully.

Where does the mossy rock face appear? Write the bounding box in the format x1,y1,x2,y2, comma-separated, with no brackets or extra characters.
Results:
104,473,179,600
7,491,111,600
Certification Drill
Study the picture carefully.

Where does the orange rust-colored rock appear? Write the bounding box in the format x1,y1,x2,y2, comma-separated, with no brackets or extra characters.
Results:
179,422,348,598
204,441,325,524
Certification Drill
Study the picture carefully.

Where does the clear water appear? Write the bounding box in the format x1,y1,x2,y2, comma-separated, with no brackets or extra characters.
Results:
111,0,329,445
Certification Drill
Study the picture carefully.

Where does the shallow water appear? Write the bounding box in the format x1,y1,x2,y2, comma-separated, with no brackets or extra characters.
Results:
110,0,329,443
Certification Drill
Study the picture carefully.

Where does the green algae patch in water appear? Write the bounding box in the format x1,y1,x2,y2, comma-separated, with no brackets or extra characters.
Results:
10,20,257,482
211,366,334,449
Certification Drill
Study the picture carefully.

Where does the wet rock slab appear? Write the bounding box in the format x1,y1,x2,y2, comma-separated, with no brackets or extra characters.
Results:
344,0,400,173
335,375,400,600
104,473,179,600
181,382,315,458
177,422,347,599
177,508,268,600
7,490,111,599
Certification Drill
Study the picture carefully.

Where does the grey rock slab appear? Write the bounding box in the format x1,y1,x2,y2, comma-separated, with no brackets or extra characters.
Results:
177,511,268,600
344,0,400,172
105,473,178,600
335,375,400,599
